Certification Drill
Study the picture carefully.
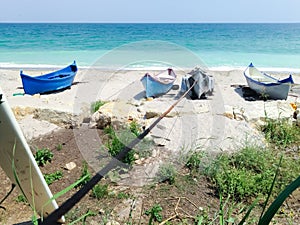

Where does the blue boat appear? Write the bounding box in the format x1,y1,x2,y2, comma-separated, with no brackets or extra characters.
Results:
244,63,294,100
141,68,176,98
20,61,78,95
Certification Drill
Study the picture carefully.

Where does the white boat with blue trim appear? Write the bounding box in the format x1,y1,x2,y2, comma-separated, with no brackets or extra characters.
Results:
243,63,294,100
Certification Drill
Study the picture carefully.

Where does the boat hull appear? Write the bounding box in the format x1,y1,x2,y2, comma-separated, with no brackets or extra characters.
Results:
21,61,78,95
244,63,293,100
141,68,176,98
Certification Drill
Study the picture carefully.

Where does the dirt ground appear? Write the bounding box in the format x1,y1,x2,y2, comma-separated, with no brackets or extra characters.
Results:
0,128,299,225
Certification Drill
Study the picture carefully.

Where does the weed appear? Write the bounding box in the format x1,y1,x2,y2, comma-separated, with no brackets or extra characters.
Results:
261,117,300,147
205,144,300,202
68,209,96,225
44,171,63,185
104,125,136,165
16,194,27,203
34,148,53,166
117,192,131,199
92,184,109,200
56,143,63,151
156,163,177,185
185,151,205,171
129,119,142,136
145,204,163,224
91,100,106,113
75,161,91,188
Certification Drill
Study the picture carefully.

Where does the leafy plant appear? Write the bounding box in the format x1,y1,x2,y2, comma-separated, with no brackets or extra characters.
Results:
91,100,106,113
34,148,53,166
145,204,163,224
92,183,109,200
44,171,63,185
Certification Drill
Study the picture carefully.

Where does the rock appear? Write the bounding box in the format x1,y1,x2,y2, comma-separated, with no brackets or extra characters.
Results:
64,162,76,171
146,97,154,101
89,111,112,129
82,117,91,123
133,153,139,160
106,221,120,225
135,159,143,165
12,106,36,120
145,111,159,119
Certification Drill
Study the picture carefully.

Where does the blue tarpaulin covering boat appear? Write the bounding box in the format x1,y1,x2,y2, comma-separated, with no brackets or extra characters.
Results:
141,68,176,98
244,63,294,100
20,61,78,95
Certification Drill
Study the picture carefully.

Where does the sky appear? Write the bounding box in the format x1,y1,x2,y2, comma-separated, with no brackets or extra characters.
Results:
1,0,300,23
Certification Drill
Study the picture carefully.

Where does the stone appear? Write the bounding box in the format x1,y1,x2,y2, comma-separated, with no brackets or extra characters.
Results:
89,110,112,129
145,111,159,119
64,162,76,171
106,221,120,225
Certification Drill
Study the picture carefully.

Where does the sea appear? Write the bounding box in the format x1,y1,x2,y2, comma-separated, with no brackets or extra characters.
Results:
1,23,300,71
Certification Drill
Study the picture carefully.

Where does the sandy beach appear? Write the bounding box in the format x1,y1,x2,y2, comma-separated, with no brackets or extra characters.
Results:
1,67,299,155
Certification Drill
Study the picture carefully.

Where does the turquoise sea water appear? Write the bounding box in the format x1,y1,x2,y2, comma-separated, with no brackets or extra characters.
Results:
1,23,300,70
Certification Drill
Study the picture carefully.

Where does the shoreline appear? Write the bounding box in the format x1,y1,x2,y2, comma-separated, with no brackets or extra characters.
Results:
1,63,300,73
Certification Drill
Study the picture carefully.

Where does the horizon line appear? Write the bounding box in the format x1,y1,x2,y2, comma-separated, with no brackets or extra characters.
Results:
1,21,300,24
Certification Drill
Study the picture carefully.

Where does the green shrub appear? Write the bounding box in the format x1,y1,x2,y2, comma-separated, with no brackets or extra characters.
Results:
261,117,300,147
205,145,300,202
34,148,53,166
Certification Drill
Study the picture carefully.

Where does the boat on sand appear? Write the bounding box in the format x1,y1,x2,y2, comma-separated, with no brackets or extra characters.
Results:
20,61,78,95
141,68,176,98
243,63,294,100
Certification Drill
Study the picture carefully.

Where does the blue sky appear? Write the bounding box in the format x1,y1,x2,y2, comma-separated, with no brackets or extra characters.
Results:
1,0,300,23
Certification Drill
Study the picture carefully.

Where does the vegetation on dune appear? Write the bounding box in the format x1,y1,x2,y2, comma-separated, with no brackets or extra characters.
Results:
8,116,300,224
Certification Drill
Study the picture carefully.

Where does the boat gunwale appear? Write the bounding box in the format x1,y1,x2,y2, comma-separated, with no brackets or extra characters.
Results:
141,68,176,85
20,61,77,81
243,64,293,87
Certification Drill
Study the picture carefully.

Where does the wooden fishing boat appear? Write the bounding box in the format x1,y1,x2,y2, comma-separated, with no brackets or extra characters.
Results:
141,68,176,98
243,63,294,100
20,61,78,95
180,67,214,99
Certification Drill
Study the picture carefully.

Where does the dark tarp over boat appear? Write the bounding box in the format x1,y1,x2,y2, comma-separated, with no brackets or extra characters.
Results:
180,67,214,99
